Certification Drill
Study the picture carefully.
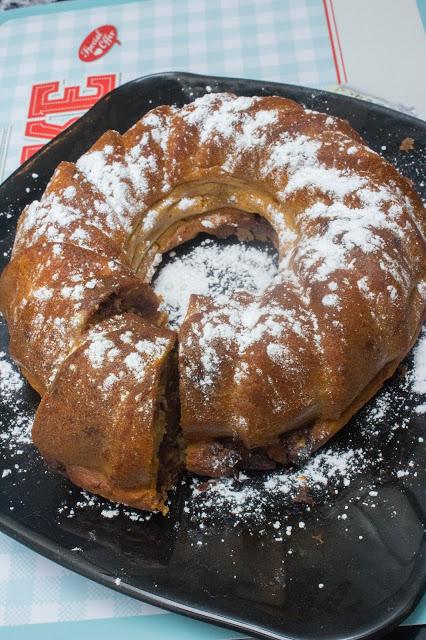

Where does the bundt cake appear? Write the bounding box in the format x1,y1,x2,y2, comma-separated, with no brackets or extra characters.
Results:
0,93,425,512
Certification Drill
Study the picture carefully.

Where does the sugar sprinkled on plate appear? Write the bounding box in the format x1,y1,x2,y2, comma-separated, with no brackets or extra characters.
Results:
0,351,24,400
412,326,426,405
0,343,34,485
153,238,277,328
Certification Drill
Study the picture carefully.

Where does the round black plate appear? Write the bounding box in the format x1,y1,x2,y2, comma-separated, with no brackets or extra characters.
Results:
0,72,425,640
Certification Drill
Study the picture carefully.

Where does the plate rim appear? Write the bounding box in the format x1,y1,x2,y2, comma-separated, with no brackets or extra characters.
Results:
2,511,424,640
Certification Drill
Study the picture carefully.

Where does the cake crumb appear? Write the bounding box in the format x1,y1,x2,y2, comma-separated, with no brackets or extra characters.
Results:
399,137,414,151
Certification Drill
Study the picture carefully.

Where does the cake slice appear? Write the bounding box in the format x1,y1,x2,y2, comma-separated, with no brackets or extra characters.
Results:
32,313,179,513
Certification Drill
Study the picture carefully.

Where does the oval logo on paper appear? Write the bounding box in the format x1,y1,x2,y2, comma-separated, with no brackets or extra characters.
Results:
78,25,121,62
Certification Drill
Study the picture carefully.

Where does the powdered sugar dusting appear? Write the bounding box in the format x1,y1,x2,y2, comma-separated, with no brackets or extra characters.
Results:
191,297,307,391
284,166,366,198
123,336,169,382
82,316,172,391
13,190,118,257
32,286,53,302
76,146,135,233
0,351,23,400
412,326,426,401
183,94,259,145
0,347,33,465
263,134,321,175
153,238,278,329
86,335,116,368
292,194,407,286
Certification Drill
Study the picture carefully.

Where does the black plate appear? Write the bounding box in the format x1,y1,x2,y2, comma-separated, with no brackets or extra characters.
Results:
0,72,425,640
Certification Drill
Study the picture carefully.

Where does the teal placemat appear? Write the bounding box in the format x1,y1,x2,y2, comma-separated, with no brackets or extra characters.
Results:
0,0,336,179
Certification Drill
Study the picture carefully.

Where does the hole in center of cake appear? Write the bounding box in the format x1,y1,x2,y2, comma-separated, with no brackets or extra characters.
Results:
151,232,278,330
